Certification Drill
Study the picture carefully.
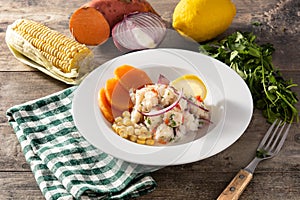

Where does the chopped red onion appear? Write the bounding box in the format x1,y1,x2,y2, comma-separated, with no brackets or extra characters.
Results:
157,74,170,85
139,89,183,117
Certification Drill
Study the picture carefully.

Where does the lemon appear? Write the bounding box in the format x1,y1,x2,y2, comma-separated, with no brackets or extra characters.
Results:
170,74,207,100
172,0,236,42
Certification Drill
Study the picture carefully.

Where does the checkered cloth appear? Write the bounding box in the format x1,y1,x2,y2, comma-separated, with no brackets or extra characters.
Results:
6,86,157,200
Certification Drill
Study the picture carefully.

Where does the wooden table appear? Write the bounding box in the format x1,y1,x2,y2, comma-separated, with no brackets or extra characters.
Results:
1,0,299,199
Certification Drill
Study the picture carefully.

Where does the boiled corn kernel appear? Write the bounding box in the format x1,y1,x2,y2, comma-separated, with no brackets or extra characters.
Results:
122,111,131,118
119,132,128,139
123,117,132,126
134,129,142,136
112,111,155,145
115,116,123,123
136,139,146,145
129,135,137,142
138,134,147,140
145,139,155,146
126,126,134,135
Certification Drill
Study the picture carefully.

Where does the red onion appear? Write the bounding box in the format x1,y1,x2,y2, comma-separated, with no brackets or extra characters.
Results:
139,89,183,117
157,74,170,85
112,12,166,52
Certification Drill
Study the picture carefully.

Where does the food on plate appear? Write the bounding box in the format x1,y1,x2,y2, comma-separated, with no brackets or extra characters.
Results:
69,0,159,46
113,64,135,79
172,0,236,42
98,64,153,122
105,77,134,111
98,65,210,146
69,7,110,45
98,88,115,123
115,65,152,90
112,111,155,145
5,19,93,82
112,12,166,52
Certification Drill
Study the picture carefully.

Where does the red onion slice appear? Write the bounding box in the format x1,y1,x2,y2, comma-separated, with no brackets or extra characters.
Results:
112,12,166,52
157,74,170,85
139,89,183,117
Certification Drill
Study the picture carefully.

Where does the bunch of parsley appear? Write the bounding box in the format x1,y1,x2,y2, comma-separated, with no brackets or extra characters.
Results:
200,31,298,123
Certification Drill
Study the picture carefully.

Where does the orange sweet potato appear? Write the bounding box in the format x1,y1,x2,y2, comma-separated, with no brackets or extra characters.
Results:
104,77,119,104
98,88,114,122
84,0,159,29
114,64,135,79
69,6,110,45
117,66,153,90
105,77,133,111
98,65,153,123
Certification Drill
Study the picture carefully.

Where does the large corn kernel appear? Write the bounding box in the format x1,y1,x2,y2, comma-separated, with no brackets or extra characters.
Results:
145,139,155,146
126,126,134,135
122,111,131,118
138,134,147,140
129,135,137,142
134,129,142,136
123,117,132,126
137,139,146,145
120,132,128,139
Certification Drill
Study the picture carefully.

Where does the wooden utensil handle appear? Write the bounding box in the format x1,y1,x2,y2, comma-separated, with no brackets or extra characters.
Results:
217,169,253,200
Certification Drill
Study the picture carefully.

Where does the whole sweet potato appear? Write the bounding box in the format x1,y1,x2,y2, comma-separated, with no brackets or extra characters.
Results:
84,0,159,28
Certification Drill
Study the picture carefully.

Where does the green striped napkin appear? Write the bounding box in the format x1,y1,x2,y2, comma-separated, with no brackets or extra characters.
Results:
6,86,157,200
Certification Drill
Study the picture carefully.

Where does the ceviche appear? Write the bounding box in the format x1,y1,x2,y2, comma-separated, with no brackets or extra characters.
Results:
98,65,210,146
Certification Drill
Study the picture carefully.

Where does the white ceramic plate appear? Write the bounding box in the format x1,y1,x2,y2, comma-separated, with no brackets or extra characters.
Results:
72,48,253,166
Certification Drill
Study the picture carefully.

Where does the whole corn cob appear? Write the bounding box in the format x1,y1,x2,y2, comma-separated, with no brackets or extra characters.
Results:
5,19,93,84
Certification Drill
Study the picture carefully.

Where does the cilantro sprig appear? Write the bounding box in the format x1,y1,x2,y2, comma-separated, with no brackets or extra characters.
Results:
200,31,298,123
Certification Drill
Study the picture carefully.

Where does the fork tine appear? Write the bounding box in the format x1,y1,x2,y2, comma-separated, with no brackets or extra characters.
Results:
273,122,291,154
257,119,278,149
269,122,285,151
264,120,282,150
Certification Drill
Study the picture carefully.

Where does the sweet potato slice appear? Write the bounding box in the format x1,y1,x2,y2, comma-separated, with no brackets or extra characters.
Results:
98,88,114,122
105,77,133,111
69,6,110,45
118,67,153,90
114,64,135,79
104,77,118,104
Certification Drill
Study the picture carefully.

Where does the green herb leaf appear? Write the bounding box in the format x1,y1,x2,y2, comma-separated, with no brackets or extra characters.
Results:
200,31,298,123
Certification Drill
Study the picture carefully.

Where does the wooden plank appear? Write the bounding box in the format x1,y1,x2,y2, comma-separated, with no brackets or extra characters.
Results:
140,170,300,200
0,172,44,200
0,170,298,200
0,71,67,109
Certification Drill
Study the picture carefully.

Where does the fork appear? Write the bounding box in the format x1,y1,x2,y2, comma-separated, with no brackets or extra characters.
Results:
217,119,291,200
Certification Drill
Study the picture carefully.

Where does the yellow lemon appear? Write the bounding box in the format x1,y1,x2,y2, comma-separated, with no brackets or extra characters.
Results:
170,74,207,100
172,0,236,42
